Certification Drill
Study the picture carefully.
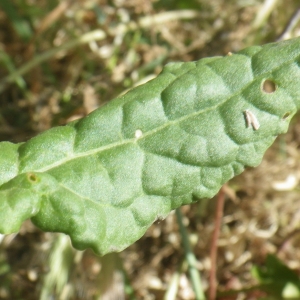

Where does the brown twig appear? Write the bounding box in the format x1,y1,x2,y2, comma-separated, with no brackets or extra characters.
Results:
208,186,226,300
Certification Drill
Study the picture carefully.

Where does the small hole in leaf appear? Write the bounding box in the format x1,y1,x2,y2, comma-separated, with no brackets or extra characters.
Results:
27,173,38,183
262,79,276,93
282,112,291,120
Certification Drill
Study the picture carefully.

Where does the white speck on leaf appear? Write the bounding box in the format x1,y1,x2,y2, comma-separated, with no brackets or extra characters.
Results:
135,129,143,139
244,110,260,130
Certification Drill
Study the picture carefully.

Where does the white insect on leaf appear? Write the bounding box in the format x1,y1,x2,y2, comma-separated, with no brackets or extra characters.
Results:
135,129,143,139
244,110,260,130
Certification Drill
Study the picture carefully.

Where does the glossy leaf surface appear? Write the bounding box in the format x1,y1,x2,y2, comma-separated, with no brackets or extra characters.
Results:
1,38,300,255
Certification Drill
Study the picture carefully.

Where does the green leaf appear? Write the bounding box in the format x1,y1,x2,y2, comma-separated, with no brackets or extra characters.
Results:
252,254,300,298
1,38,300,255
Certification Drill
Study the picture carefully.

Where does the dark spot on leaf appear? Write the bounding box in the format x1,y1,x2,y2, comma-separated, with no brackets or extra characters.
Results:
27,173,38,183
282,112,290,120
262,79,276,93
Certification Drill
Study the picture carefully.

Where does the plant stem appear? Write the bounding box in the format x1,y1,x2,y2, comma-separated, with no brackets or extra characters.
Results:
252,0,279,29
277,8,300,41
208,186,225,300
176,208,206,300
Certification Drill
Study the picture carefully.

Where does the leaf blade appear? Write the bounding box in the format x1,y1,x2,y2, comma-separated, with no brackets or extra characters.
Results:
1,37,300,255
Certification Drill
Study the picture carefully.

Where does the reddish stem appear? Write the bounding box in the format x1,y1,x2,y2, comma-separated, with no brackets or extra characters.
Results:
208,186,225,300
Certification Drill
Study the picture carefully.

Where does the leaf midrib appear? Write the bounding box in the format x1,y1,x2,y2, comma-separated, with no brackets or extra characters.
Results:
28,54,300,174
